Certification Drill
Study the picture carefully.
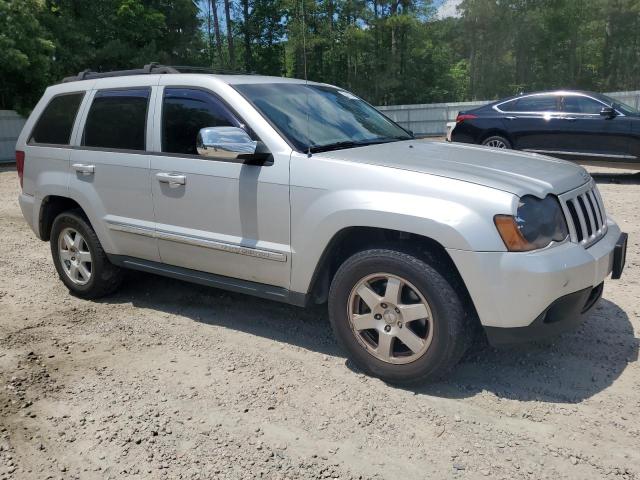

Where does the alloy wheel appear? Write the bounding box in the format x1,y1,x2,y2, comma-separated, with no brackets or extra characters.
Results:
485,139,507,148
58,227,92,286
347,273,434,364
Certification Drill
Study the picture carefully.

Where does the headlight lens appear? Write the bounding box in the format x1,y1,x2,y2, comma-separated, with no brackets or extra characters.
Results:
494,195,569,251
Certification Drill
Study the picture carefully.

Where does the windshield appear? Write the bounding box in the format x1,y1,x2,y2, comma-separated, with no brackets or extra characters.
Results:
233,83,412,152
599,94,640,115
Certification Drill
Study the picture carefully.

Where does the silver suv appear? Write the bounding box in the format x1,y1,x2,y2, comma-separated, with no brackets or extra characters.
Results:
16,65,627,384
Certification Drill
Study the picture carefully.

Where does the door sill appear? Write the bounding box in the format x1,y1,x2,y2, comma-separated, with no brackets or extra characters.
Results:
107,255,308,307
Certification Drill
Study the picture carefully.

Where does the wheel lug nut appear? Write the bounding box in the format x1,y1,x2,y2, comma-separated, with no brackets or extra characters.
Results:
380,303,387,309
384,325,391,332
374,313,382,320
395,307,400,313
398,322,403,328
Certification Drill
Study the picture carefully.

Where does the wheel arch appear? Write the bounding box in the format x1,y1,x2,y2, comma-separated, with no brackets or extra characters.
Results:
38,195,85,241
305,227,479,325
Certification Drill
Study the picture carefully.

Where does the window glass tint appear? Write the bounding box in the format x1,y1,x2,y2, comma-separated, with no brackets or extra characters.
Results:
30,93,84,145
83,89,149,150
502,95,558,112
562,96,605,114
162,88,241,155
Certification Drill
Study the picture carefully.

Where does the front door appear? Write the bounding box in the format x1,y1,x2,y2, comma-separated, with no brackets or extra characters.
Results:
550,95,633,163
148,87,291,288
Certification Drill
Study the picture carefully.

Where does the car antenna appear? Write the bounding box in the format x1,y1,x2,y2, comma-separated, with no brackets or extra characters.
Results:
301,0,312,158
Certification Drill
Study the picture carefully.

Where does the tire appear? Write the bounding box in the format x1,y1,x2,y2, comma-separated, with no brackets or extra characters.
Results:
328,249,473,385
481,135,512,149
50,210,123,299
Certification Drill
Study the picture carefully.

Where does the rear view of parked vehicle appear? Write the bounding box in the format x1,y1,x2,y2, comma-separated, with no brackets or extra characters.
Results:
451,90,640,169
16,66,627,385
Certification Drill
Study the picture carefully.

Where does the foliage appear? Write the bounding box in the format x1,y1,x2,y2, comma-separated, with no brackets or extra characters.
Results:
4,0,640,112
0,0,54,113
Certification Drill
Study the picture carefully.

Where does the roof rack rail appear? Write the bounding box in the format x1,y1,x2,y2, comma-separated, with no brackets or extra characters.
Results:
168,65,259,75
61,63,179,83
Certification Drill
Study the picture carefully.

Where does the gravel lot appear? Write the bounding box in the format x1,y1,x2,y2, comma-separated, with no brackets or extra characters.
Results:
0,164,639,480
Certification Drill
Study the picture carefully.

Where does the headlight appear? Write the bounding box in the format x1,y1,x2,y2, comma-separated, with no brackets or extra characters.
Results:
494,195,569,251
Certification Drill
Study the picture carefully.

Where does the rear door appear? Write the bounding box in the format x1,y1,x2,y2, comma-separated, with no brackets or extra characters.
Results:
496,94,565,150
69,83,160,262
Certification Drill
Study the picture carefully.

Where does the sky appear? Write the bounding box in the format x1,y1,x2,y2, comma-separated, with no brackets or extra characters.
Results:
434,0,463,19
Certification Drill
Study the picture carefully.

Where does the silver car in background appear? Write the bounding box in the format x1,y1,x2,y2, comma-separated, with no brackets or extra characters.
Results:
15,65,628,384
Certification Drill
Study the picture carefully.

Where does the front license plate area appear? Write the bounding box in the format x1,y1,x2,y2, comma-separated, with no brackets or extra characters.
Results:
612,232,628,279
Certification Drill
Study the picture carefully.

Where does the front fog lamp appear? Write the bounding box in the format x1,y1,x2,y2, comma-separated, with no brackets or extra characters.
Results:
494,195,569,252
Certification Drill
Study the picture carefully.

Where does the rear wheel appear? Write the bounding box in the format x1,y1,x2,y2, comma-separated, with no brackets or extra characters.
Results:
328,249,472,385
482,135,511,149
50,211,123,299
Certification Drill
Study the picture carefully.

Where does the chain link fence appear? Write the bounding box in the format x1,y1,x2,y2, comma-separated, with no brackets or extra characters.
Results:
0,111,26,163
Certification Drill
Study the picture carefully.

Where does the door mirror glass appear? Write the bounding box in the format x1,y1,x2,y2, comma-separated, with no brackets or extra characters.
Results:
600,106,616,118
196,127,257,160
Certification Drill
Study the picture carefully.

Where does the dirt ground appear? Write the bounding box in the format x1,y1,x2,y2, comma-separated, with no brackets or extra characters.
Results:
0,164,638,480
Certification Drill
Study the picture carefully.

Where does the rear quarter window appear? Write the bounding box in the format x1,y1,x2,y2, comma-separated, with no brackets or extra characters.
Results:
29,93,84,145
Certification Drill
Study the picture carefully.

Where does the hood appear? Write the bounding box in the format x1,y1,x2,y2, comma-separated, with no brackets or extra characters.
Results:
316,140,590,197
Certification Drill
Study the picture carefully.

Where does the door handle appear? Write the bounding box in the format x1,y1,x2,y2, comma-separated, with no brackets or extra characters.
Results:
563,117,577,121
505,116,516,120
156,172,186,186
72,163,95,175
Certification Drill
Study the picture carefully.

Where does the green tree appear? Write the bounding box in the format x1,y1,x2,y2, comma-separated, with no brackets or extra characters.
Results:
0,0,54,112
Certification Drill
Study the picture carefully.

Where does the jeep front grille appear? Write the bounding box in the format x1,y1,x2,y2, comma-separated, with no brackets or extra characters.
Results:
558,181,607,248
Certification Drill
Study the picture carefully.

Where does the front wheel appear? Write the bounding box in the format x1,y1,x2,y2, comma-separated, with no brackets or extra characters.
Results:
328,249,473,385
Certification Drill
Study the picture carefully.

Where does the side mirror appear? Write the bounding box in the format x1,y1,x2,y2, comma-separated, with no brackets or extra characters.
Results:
197,126,257,160
600,106,616,118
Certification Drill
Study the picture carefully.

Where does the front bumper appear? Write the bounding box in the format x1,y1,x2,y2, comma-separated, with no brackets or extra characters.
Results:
447,219,626,342
483,282,603,344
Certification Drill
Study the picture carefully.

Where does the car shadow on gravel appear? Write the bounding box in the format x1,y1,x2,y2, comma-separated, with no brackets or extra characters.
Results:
102,272,637,404
100,270,344,356
411,298,638,403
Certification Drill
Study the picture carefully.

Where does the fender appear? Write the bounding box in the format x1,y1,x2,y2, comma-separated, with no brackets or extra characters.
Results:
288,157,516,294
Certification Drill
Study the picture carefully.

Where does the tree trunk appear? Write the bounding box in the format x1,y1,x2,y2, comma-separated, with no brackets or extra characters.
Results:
206,0,213,66
211,0,223,66
224,0,235,69
242,0,252,73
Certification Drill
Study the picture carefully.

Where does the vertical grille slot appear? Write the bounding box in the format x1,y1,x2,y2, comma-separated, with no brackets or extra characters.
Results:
577,195,593,237
566,200,583,242
593,189,606,230
585,192,601,231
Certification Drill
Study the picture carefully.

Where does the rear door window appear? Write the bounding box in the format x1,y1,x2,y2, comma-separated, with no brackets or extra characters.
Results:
83,88,150,151
29,93,84,145
499,95,559,113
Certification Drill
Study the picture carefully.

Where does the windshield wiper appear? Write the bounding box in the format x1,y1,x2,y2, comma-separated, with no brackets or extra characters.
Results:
308,136,410,154
309,141,362,153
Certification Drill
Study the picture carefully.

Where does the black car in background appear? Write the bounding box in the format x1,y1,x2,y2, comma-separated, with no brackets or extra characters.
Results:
451,90,640,168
